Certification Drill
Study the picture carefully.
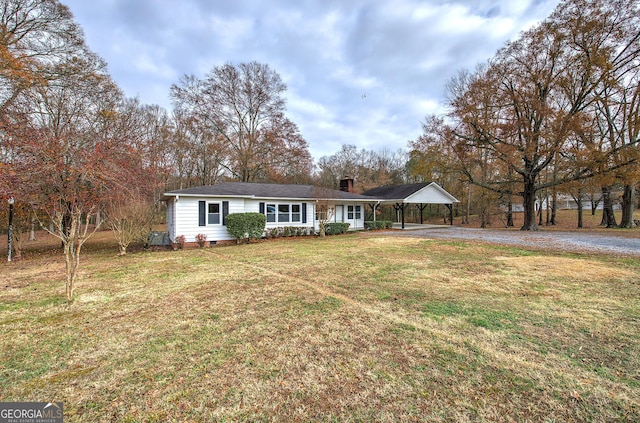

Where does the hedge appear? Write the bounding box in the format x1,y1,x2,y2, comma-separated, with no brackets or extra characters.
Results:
364,221,394,230
325,222,350,235
226,213,267,243
266,226,314,238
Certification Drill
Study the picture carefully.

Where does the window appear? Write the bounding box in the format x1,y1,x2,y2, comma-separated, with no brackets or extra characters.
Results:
208,203,220,224
278,204,290,222
266,204,276,222
200,200,228,226
263,203,303,223
292,204,301,222
347,205,362,220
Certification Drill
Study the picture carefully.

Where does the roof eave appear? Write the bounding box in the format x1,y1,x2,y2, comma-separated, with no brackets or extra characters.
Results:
163,192,256,199
163,192,376,202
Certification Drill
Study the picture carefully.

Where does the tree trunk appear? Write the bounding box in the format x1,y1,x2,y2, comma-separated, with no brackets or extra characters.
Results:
30,217,36,241
506,200,514,227
63,218,78,302
550,189,557,225
545,190,550,225
521,178,539,231
601,186,617,228
619,184,636,228
538,199,543,226
590,194,599,216
576,190,583,229
464,184,470,225
480,205,489,228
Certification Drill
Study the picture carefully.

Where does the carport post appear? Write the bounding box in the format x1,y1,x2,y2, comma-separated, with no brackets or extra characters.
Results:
393,203,406,229
416,203,427,225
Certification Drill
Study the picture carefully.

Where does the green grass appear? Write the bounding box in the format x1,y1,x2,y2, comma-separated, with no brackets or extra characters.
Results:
1,232,639,422
423,301,519,330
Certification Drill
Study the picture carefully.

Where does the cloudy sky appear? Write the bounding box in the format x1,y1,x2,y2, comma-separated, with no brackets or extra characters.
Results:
62,0,560,160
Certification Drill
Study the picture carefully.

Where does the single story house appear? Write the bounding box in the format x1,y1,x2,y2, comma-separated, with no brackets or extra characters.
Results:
163,180,458,244
164,182,375,245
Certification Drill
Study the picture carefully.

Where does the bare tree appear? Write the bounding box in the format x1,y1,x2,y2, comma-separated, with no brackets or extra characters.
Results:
0,1,166,299
106,196,154,255
6,55,144,300
170,61,312,183
313,187,336,237
168,108,228,189
316,144,407,192
0,0,84,114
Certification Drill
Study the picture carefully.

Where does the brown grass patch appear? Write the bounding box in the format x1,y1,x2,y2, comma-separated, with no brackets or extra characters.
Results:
494,255,638,280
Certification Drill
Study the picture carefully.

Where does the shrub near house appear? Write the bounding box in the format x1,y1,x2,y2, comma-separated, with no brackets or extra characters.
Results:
325,222,350,235
226,213,267,243
364,221,394,230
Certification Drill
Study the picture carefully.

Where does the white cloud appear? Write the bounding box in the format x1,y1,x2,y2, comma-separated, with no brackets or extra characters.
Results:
330,65,379,89
207,16,255,50
131,52,175,80
415,99,441,116
434,4,486,34
287,91,335,121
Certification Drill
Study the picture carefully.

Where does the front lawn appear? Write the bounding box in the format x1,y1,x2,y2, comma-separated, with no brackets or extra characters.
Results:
1,233,639,421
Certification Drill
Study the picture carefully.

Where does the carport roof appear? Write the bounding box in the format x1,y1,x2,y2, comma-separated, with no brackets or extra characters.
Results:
362,182,459,204
362,183,431,200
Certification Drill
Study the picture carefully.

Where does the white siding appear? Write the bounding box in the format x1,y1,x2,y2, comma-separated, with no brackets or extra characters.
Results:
166,199,176,240
405,183,459,204
305,201,314,227
174,197,246,243
244,199,262,214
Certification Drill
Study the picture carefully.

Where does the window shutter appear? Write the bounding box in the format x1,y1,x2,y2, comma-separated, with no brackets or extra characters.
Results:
222,201,229,225
302,203,307,223
198,201,206,226
259,202,265,214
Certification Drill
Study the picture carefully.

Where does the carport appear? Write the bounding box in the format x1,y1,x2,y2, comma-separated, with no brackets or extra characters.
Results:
362,182,459,229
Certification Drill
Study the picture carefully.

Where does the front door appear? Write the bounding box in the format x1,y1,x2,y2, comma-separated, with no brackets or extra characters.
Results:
335,205,344,222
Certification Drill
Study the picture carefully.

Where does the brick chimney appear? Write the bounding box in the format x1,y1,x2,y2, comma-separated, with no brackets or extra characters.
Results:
339,177,354,193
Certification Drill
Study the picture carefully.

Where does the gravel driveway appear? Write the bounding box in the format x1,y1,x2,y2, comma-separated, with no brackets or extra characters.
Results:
381,226,640,256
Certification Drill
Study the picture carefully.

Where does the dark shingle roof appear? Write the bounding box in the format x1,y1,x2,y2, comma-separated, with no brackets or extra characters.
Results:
165,182,376,201
361,183,431,200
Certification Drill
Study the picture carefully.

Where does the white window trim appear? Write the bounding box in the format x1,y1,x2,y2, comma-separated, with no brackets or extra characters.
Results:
207,201,222,225
266,202,303,223
347,205,362,220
